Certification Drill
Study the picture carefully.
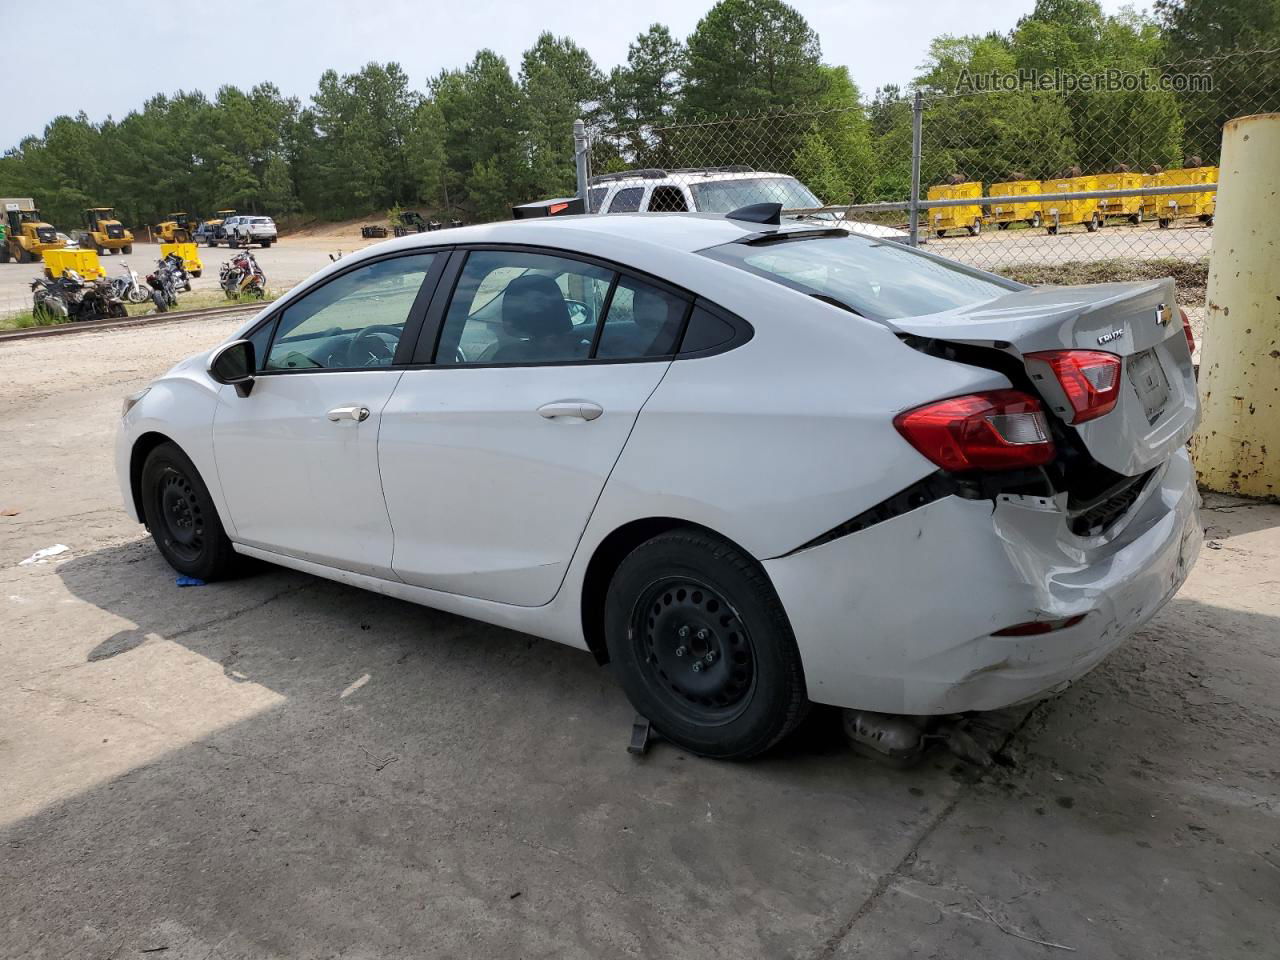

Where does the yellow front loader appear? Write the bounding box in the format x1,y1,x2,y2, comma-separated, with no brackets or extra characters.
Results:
76,207,134,255
154,211,197,244
2,198,63,263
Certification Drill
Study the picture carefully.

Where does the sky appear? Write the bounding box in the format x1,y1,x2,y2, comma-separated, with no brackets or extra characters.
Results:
0,0,1140,151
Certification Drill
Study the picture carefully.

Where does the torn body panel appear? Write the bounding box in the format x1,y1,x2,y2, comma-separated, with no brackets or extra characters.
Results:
763,448,1201,714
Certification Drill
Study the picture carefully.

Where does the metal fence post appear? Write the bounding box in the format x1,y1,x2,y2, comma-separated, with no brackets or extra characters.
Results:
909,90,923,247
573,119,590,211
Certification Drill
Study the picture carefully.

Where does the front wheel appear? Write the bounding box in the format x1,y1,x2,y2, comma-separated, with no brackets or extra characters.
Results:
1030,212,1042,228
150,288,168,312
967,218,981,236
604,530,808,759
140,442,240,580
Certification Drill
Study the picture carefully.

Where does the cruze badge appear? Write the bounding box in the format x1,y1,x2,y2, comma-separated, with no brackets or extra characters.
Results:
1097,328,1125,345
1155,302,1171,326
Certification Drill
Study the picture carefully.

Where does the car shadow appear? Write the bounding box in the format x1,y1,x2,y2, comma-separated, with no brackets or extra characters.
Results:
2,537,1271,956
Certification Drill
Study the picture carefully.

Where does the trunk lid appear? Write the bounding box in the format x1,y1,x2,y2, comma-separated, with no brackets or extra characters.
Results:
889,279,1199,476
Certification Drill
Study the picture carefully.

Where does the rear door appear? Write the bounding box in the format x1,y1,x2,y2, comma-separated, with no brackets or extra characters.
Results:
379,248,689,606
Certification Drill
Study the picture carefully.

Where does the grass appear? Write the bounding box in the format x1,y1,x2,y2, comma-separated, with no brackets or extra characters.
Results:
0,288,279,332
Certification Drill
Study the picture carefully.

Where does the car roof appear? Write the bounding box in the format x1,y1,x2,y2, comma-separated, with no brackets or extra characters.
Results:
366,212,821,257
593,170,796,188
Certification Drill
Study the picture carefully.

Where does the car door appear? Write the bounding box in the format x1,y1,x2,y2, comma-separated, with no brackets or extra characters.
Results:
212,250,444,577
379,248,691,606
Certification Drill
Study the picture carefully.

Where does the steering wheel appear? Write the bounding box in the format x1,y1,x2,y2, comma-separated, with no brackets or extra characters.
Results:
347,324,401,367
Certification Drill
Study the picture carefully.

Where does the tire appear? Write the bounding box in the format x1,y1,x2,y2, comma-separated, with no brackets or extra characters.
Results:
1086,214,1099,232
207,238,217,247
1129,213,1141,225
260,240,271,248
1031,212,1042,228
123,244,133,254
151,288,168,312
935,229,946,238
191,270,201,279
18,246,32,264
1159,218,1171,229
1047,225,1058,235
967,218,981,236
996,221,1009,230
140,442,239,580
604,529,808,759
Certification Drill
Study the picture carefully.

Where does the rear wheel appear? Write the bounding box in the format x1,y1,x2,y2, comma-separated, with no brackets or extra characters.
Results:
967,218,982,236
604,530,808,759
1159,217,1171,229
140,442,239,580
1030,212,1042,228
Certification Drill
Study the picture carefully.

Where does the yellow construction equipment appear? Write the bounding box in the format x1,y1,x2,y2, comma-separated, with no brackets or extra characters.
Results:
1040,175,1102,234
988,179,1042,229
1149,166,1217,228
926,181,984,237
43,247,106,280
196,209,237,246
155,212,197,244
1095,171,1145,225
1,197,63,263
160,241,203,278
76,207,134,255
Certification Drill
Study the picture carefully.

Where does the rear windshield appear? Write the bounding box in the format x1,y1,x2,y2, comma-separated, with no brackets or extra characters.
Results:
251,217,272,224
701,233,1017,320
690,177,821,213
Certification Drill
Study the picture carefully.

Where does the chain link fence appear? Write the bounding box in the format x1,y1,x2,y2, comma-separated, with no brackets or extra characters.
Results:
583,48,1280,335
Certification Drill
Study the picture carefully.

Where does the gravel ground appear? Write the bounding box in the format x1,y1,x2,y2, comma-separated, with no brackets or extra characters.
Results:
1,313,1277,959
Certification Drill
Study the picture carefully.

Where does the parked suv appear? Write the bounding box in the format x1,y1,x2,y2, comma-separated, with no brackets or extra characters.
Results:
225,216,277,248
587,167,908,240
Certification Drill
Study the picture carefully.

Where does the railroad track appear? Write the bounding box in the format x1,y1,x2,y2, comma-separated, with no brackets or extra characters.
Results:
0,302,264,344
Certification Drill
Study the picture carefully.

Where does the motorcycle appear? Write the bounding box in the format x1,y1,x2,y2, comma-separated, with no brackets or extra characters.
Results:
146,253,189,312
109,263,153,304
31,269,127,322
219,249,267,300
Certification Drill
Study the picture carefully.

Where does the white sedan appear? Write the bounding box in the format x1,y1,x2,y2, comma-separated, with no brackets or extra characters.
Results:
117,208,1201,759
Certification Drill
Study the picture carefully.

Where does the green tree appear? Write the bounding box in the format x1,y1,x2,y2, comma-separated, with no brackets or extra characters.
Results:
521,33,605,198
681,0,825,116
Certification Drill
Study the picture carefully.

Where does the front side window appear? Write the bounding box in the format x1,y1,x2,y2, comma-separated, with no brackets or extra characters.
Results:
596,277,687,359
702,234,1015,320
607,187,644,213
436,251,613,365
263,253,436,370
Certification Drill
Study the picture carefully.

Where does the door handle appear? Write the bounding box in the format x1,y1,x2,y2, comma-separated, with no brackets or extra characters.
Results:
537,400,603,421
327,405,370,422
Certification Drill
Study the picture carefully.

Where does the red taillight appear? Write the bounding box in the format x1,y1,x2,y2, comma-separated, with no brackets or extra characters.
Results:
1179,308,1196,356
1027,350,1122,424
893,389,1055,472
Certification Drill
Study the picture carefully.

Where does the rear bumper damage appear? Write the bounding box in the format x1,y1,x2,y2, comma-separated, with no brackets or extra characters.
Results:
764,448,1201,715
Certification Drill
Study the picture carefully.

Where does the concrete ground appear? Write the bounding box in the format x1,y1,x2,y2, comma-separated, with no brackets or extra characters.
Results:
1,317,1277,959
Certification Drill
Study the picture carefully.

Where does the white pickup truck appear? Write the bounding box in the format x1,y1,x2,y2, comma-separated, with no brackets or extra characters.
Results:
224,215,277,248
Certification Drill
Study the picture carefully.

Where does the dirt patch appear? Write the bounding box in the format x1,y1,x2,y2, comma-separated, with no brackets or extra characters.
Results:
998,258,1209,307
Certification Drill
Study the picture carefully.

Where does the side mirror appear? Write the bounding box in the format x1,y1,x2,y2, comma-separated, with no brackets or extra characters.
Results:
208,339,256,397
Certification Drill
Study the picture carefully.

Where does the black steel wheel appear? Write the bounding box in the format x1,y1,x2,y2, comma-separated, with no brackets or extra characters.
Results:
140,442,239,580
632,576,758,725
604,529,808,759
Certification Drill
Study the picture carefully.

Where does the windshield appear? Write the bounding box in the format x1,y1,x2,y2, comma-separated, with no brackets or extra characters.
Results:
690,177,822,213
702,234,1018,321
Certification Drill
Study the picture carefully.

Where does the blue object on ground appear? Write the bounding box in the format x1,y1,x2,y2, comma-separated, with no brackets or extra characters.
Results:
176,575,206,587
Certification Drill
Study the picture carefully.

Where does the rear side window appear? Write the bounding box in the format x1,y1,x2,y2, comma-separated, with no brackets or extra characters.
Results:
702,234,1016,321
587,187,608,213
647,186,689,212
596,278,688,359
607,187,644,213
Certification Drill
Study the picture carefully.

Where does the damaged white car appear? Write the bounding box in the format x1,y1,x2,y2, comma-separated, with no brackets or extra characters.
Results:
116,207,1201,759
